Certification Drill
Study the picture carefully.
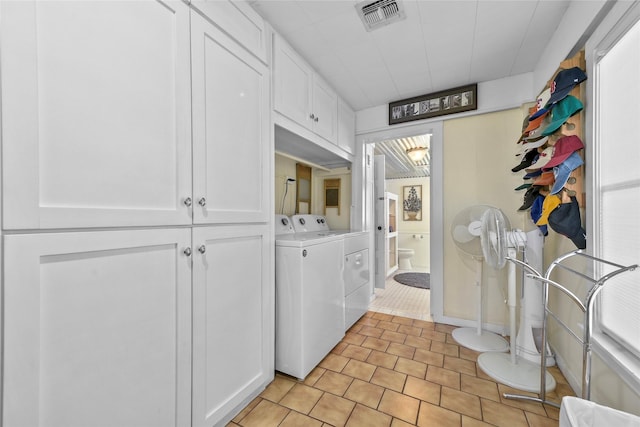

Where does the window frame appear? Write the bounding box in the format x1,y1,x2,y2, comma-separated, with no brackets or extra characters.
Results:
586,0,640,397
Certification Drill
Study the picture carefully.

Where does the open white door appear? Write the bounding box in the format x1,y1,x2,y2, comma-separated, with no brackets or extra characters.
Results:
374,155,386,289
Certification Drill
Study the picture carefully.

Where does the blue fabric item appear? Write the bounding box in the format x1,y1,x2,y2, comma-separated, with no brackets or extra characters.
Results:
550,152,584,194
530,195,548,236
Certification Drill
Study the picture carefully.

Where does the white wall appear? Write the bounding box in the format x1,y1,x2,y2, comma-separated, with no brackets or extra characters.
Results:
385,177,430,269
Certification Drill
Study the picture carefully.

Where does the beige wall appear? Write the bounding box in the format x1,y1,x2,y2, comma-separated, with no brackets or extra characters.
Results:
386,177,430,269
275,153,352,229
442,107,533,326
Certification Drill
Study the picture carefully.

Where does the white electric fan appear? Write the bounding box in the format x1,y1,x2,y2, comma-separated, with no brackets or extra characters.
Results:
450,206,509,352
476,207,556,393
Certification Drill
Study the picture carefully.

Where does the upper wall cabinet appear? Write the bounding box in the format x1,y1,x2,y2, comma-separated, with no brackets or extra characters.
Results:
0,0,193,229
190,0,268,64
274,35,338,144
191,11,270,224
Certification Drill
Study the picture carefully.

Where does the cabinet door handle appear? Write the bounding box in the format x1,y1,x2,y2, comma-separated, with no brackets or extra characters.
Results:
198,197,207,207
184,247,192,256
309,113,315,120
183,197,192,207
198,245,206,254
314,116,319,122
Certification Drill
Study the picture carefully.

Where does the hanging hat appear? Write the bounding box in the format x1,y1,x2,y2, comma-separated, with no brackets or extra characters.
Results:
511,149,538,172
533,170,555,186
546,67,588,107
541,96,584,136
525,146,555,171
536,194,562,226
550,152,583,195
523,169,543,180
543,135,584,170
515,182,532,191
518,185,542,211
529,88,552,121
548,196,586,249
524,113,553,141
516,136,549,156
530,195,548,236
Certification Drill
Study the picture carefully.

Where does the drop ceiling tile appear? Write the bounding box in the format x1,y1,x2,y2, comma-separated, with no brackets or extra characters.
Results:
295,0,357,25
250,1,311,36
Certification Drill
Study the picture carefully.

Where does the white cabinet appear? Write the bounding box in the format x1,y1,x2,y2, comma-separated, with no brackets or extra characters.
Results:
190,0,268,63
191,11,270,224
192,225,271,426
0,0,193,229
274,35,338,144
0,1,273,426
2,229,192,427
337,97,356,155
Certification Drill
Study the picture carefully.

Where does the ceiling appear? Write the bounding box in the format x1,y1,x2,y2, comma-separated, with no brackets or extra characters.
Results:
251,0,572,179
250,0,571,112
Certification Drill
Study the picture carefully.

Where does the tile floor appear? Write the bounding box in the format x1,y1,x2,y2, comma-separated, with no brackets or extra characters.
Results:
229,311,574,427
368,270,431,321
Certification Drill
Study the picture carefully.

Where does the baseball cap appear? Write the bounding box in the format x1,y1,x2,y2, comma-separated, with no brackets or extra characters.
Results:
541,95,583,136
533,170,555,186
515,182,532,191
530,195,548,236
550,151,584,195
525,146,554,171
524,113,552,142
546,67,588,107
548,196,586,249
536,194,561,226
516,136,549,156
523,169,543,180
543,135,584,170
518,185,542,211
529,88,552,121
511,149,538,172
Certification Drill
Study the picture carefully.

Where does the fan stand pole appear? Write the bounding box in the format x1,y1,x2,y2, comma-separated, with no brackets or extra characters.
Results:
477,244,557,393
451,258,509,353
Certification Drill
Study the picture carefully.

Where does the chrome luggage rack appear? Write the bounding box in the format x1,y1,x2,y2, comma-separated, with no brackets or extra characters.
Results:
504,249,637,408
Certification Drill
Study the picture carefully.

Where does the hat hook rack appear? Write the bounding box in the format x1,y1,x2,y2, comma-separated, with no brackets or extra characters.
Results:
502,250,637,408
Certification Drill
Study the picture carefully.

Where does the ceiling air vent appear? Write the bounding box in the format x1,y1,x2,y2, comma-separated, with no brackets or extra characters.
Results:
356,0,406,32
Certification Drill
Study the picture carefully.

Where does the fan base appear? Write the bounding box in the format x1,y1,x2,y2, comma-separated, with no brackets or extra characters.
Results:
451,327,509,353
478,352,556,393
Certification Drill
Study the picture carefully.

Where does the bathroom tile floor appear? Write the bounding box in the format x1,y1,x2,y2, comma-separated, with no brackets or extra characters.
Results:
369,269,431,321
229,311,574,427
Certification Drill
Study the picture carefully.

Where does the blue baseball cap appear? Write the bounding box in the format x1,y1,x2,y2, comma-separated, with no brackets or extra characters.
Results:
530,195,548,236
546,67,587,107
550,151,583,195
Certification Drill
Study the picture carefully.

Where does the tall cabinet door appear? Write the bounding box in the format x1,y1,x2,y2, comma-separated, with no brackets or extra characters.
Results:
191,12,270,224
192,225,272,427
2,229,192,427
0,0,193,229
273,35,313,129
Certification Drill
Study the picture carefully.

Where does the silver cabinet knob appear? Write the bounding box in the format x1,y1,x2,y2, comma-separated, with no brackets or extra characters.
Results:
184,247,192,256
314,116,319,122
198,245,206,254
183,197,192,207
310,113,315,120
198,197,207,207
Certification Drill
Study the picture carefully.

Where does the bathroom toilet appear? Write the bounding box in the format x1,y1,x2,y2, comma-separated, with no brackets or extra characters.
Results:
398,248,415,270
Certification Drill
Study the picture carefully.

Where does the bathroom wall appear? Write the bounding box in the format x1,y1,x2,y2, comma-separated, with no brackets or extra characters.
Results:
385,177,430,270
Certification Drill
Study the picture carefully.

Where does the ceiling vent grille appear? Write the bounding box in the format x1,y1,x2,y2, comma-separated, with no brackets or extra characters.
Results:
356,0,406,32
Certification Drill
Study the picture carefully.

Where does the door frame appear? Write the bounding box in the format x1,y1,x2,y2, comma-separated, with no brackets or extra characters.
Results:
353,121,444,322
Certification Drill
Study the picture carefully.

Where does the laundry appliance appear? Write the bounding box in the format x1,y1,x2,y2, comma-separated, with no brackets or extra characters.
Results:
274,215,345,380
291,215,370,329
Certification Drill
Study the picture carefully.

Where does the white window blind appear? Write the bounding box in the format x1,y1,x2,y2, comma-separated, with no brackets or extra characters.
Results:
596,16,640,358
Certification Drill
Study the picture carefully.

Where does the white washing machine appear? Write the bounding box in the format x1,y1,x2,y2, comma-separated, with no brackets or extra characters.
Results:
274,215,345,380
291,215,370,330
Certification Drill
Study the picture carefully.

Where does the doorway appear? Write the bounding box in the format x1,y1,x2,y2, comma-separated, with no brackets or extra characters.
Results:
354,121,444,322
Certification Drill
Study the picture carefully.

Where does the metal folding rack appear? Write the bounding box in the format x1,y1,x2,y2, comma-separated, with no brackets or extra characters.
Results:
504,249,638,408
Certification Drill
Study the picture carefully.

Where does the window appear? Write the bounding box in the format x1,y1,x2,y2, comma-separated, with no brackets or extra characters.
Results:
592,7,640,384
